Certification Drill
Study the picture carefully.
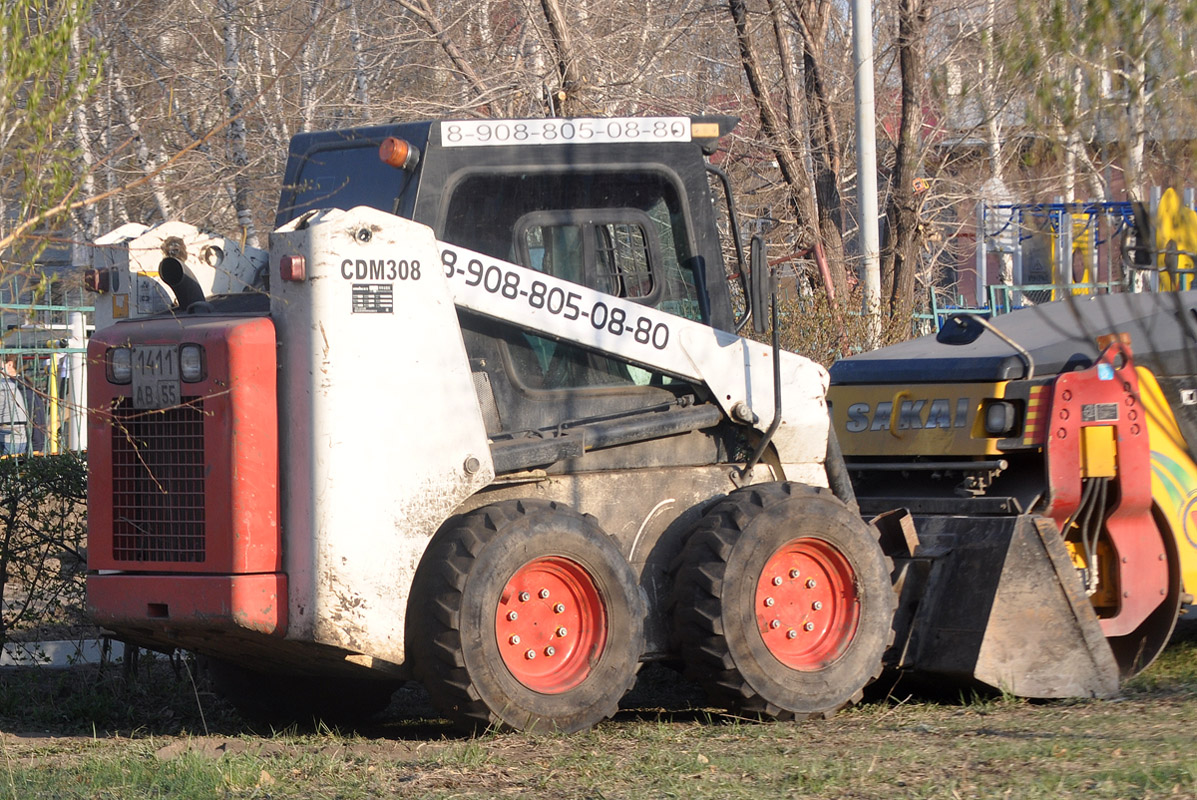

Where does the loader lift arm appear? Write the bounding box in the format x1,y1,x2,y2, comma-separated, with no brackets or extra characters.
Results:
274,211,833,484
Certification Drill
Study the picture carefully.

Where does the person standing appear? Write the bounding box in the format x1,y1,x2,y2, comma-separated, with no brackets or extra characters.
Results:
0,354,29,456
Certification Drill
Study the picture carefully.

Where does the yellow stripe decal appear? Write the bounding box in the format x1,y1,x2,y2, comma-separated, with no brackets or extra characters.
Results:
1023,384,1048,445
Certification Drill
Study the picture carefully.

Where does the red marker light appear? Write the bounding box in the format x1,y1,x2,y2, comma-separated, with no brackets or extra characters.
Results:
84,268,110,293
280,254,306,282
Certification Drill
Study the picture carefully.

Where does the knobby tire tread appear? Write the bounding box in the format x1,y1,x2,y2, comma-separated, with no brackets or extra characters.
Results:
410,499,643,733
672,482,895,720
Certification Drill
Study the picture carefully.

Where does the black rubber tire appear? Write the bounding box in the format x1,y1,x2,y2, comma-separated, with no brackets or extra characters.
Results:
206,660,399,727
408,499,646,733
672,482,895,719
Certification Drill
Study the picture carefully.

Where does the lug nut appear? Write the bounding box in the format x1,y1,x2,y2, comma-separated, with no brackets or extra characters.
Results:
789,569,800,579
804,621,815,631
787,629,798,639
539,589,550,599
510,635,521,645
507,611,518,621
525,649,536,660
770,619,781,629
764,597,775,607
772,576,783,586
554,603,566,614
545,646,556,657
556,627,568,637
806,578,817,589
519,592,531,602
812,601,822,611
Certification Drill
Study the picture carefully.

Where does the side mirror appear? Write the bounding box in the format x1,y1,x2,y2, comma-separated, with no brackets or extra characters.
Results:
936,313,986,345
750,235,770,334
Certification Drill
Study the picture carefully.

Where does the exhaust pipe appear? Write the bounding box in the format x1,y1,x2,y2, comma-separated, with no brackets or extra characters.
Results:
159,257,206,311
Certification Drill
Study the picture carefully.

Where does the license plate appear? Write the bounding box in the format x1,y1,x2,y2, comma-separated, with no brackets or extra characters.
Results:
132,345,180,410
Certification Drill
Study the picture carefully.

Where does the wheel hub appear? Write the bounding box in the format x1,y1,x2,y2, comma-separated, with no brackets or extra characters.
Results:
754,537,860,670
495,556,607,693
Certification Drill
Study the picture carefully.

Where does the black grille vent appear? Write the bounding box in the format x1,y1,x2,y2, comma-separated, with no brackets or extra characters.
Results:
110,398,206,562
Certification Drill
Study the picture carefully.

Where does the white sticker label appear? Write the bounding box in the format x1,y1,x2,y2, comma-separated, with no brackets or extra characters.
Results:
441,117,691,147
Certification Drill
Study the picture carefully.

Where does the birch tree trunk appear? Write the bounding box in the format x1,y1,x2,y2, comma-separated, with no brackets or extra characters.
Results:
346,0,371,116
220,0,260,249
70,25,98,245
113,72,174,221
1124,55,1148,202
300,0,321,131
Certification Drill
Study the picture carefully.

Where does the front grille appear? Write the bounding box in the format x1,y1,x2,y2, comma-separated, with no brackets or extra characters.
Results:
110,397,206,562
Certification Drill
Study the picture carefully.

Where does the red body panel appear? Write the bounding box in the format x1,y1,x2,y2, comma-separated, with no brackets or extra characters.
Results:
87,315,280,574
88,573,287,635
86,314,285,644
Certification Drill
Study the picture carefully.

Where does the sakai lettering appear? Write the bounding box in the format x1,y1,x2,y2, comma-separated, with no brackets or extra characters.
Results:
845,397,971,433
340,259,421,280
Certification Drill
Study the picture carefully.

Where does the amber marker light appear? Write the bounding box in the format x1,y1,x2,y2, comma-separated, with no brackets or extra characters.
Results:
380,137,421,170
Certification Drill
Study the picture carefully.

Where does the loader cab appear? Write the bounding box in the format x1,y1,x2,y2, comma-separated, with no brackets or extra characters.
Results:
278,117,741,468
276,118,736,331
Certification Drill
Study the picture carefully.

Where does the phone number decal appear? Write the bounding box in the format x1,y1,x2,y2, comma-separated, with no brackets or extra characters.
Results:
441,117,690,147
441,249,671,351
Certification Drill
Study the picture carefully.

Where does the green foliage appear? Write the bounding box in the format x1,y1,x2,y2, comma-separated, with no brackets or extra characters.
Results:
0,452,87,651
0,653,237,735
1003,0,1197,193
0,0,101,260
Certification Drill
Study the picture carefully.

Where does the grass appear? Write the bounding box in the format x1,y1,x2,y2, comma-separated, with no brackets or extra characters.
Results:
3,702,1196,798
0,624,1195,799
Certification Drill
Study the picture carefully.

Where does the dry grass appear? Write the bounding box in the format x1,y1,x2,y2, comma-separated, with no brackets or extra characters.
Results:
0,622,1194,798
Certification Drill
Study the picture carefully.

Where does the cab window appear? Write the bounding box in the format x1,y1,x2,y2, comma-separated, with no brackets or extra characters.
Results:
516,209,660,304
442,169,701,390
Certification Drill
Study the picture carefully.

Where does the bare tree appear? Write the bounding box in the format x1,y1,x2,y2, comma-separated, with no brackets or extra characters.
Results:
725,0,851,308
878,0,928,322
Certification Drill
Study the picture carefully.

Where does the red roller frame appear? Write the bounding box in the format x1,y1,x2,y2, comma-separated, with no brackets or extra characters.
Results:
1043,341,1167,637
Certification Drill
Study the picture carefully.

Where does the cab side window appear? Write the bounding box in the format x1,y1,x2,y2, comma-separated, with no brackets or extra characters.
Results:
597,222,654,300
516,209,660,305
442,170,700,391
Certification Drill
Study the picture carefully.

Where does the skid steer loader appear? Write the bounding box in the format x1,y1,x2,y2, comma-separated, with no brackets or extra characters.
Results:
84,115,1159,731
85,117,896,731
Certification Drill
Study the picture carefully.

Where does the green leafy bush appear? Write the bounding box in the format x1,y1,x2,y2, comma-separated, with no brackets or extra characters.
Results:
0,453,88,656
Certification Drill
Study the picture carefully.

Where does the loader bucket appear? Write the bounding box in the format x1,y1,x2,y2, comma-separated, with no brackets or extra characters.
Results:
880,511,1120,699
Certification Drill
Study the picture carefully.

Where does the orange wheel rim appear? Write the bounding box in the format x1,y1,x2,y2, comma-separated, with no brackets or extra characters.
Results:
754,538,860,670
495,557,607,693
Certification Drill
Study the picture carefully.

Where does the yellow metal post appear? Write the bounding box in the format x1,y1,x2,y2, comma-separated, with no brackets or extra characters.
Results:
48,353,59,455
